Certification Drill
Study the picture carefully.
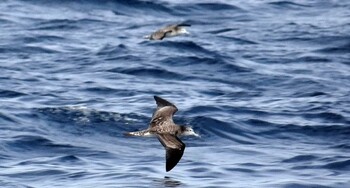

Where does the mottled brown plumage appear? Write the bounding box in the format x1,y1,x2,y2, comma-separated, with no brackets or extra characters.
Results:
125,96,198,172
144,24,191,40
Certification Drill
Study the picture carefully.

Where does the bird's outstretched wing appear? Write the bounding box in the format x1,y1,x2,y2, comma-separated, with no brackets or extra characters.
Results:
175,23,191,27
157,133,186,172
149,96,178,128
150,30,172,40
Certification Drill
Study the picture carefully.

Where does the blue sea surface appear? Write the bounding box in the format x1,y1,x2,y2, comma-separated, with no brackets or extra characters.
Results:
1,0,350,187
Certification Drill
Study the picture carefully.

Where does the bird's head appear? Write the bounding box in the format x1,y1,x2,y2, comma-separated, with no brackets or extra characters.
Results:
181,126,199,137
178,27,190,35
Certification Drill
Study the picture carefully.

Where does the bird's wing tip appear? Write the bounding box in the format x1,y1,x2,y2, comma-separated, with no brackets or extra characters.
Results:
153,96,176,108
178,23,191,27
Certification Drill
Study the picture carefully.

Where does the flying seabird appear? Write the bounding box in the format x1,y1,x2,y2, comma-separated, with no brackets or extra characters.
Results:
125,96,198,172
144,23,191,40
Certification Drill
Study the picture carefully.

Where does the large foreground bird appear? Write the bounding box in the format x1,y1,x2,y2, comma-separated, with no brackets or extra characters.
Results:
125,96,198,172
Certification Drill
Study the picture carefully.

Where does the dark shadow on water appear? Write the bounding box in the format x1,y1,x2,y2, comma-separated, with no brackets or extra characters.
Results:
153,176,183,187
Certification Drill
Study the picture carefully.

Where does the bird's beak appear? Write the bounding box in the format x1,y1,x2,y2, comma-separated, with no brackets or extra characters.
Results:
193,132,200,137
143,35,150,39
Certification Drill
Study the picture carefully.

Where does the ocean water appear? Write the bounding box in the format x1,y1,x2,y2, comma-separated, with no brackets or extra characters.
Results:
1,0,350,187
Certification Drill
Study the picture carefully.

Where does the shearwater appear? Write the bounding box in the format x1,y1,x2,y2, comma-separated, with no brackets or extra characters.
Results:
125,96,198,172
144,24,191,40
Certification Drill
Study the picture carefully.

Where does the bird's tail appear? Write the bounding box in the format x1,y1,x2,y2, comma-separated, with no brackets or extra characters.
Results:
124,132,136,136
124,130,153,137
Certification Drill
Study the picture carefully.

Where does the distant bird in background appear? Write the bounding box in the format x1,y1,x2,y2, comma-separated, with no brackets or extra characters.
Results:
125,96,199,172
144,23,191,40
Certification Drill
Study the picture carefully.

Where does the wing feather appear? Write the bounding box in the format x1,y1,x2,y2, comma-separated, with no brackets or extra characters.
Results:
149,96,178,128
157,134,186,172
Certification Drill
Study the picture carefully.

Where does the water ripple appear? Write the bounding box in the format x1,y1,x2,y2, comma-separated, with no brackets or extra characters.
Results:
1,0,350,187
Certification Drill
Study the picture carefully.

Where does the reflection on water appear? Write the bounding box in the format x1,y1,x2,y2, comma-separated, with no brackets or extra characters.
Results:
153,176,183,187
